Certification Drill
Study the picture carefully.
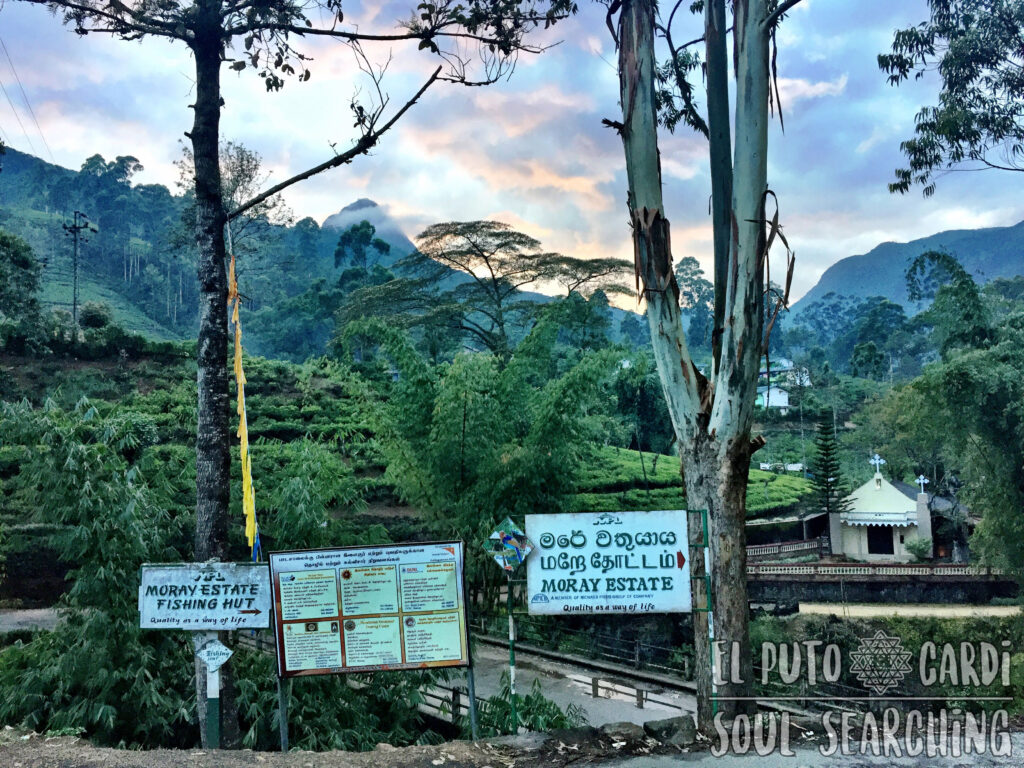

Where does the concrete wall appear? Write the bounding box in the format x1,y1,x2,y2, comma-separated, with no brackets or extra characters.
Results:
748,576,1018,605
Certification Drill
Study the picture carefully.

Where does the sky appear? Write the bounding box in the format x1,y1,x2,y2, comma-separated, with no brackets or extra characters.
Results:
0,0,1021,302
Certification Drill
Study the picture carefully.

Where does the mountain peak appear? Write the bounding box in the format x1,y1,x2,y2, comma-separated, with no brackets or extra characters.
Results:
340,198,379,213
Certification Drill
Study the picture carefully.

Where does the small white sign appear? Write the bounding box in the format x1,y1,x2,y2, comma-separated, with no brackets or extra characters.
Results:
525,510,691,615
197,639,233,672
139,562,271,630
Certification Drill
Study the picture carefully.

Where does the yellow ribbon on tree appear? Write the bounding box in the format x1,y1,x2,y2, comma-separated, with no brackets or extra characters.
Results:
227,249,259,557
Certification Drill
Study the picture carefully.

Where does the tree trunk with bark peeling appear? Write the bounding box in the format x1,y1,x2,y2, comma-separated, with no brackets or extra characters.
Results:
616,0,772,729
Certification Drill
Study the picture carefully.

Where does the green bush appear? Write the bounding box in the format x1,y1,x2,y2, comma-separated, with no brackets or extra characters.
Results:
466,674,586,737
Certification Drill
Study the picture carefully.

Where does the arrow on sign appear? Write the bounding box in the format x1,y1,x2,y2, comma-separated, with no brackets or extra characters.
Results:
239,609,262,615
676,551,686,570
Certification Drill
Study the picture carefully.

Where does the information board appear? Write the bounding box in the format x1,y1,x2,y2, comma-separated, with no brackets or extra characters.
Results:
138,562,271,630
268,542,469,678
525,510,691,615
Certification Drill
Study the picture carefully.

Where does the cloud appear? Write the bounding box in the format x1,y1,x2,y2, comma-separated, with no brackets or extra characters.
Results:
777,74,848,104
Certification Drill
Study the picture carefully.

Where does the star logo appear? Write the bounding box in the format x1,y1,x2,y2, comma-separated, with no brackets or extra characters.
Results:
849,630,912,696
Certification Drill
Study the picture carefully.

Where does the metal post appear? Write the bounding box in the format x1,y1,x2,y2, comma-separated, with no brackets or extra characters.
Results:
206,666,220,749
466,664,479,741
277,676,289,752
462,585,481,741
702,508,717,717
507,574,517,735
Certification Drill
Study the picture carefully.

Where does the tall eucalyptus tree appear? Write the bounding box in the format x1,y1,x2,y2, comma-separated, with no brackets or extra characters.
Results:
610,0,799,727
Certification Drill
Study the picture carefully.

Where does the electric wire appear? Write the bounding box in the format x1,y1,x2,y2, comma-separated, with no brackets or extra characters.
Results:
0,76,35,155
0,36,53,162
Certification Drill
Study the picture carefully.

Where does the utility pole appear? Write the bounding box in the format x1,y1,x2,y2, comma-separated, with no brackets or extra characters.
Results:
62,210,97,325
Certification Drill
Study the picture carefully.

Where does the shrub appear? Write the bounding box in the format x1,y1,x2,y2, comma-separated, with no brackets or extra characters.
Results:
78,302,113,330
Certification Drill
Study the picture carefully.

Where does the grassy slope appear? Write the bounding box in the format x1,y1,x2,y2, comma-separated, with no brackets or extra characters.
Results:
574,445,811,517
38,273,183,342
0,352,811,528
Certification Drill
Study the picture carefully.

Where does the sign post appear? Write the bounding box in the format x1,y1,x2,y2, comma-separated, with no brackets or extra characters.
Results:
484,519,532,735
138,561,271,749
195,633,233,749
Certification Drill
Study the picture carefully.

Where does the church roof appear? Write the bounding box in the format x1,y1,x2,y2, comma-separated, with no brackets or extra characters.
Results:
841,473,918,527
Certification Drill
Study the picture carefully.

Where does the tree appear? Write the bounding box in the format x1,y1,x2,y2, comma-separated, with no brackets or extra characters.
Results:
675,257,714,351
906,250,990,355
0,230,43,353
619,311,650,347
879,0,1024,196
334,220,391,269
610,0,799,726
23,0,576,747
353,221,568,360
850,341,887,380
809,413,851,524
549,255,633,296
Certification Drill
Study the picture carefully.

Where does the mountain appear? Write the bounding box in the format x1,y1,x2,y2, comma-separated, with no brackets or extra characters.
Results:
790,219,1024,319
322,198,416,264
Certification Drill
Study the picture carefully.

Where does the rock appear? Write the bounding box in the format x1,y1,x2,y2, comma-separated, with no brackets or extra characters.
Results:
600,721,647,742
545,726,600,745
375,742,397,751
643,715,697,747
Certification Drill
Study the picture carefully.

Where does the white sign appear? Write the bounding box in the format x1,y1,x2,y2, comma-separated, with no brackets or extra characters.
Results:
268,542,469,678
525,510,691,615
138,562,271,630
197,639,233,672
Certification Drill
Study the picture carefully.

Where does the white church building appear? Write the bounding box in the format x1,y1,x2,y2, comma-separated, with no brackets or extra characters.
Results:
828,455,933,562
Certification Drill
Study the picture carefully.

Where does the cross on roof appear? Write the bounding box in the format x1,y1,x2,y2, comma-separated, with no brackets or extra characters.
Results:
916,474,930,493
870,453,886,472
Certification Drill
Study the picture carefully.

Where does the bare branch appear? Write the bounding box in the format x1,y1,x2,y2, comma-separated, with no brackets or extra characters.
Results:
228,66,442,221
763,0,804,29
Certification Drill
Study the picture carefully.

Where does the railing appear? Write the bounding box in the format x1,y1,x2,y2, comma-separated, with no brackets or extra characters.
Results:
747,563,1009,578
747,538,825,560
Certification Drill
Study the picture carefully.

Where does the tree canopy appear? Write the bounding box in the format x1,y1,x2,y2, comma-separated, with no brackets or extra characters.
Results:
879,0,1024,195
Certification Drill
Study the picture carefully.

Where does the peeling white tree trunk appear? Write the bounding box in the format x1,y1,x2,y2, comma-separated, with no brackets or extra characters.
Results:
616,0,771,730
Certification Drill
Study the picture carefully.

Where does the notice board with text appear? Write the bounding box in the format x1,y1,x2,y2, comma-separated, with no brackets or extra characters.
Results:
268,542,469,678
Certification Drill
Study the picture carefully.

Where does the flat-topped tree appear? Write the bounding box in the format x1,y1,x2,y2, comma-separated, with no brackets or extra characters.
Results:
20,0,576,747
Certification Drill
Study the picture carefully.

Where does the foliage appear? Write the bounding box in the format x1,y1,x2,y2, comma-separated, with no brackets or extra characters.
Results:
78,301,113,329
674,257,714,352
0,399,195,747
0,229,44,353
345,221,568,360
334,220,390,269
906,250,990,355
879,0,1024,195
916,313,1024,571
467,674,586,737
347,318,616,602
233,648,433,751
904,535,933,562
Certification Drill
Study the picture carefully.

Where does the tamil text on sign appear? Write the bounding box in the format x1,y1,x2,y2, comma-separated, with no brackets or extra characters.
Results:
268,542,469,678
525,510,691,615
139,562,271,630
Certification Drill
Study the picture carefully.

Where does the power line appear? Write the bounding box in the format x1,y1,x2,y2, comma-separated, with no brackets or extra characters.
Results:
0,77,35,155
0,36,53,162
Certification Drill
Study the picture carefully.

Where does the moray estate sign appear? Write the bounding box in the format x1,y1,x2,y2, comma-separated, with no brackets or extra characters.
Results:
525,510,691,615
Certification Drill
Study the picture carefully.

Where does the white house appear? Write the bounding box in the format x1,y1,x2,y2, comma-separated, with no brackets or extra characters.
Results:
756,384,790,414
828,457,933,562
